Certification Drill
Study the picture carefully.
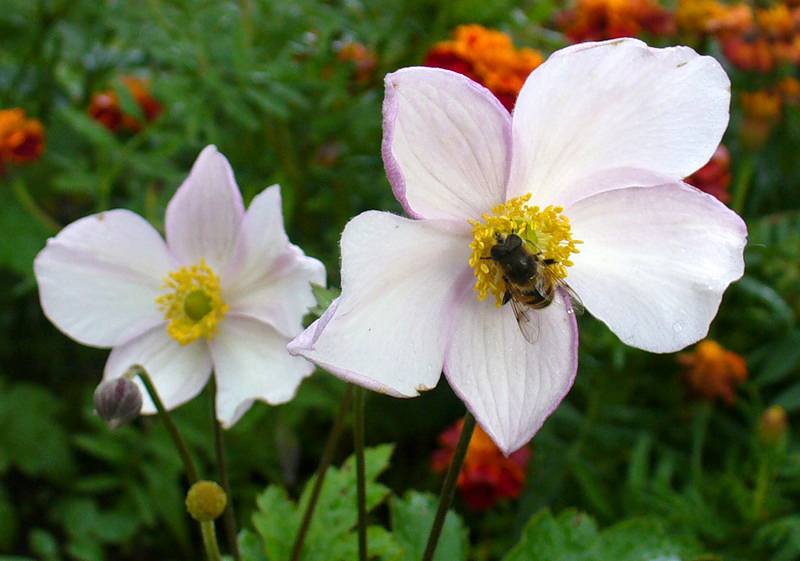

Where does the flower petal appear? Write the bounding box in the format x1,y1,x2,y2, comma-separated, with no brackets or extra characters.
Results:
444,290,579,455
223,185,326,337
383,67,511,220
34,210,174,347
507,38,730,207
165,145,245,271
210,314,314,427
288,211,470,396
103,325,213,413
566,183,747,353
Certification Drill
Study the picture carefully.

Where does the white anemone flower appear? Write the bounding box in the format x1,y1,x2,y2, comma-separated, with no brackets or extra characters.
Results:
289,39,747,454
35,146,325,426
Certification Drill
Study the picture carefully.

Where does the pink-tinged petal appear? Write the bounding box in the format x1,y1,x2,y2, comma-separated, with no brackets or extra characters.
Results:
210,314,313,427
507,38,730,207
165,145,245,271
566,183,747,353
103,325,213,413
443,290,579,455
34,210,174,347
223,186,326,337
288,211,470,396
383,67,511,220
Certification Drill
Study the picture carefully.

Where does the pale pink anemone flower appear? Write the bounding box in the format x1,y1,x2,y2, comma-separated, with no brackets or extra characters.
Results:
289,39,747,454
34,146,325,426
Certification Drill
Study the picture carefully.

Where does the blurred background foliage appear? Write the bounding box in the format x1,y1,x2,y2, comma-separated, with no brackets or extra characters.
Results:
1,0,799,559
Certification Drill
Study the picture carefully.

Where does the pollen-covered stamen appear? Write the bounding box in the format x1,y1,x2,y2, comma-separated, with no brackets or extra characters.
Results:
156,259,228,345
468,193,582,307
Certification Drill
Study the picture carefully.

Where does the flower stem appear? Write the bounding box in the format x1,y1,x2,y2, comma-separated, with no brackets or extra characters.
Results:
732,154,755,215
200,520,223,561
421,410,476,561
290,384,354,561
134,366,224,561
135,365,200,484
353,386,367,561
210,378,241,561
11,178,60,233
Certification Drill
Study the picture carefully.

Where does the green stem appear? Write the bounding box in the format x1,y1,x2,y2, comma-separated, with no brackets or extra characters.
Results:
290,384,354,561
752,460,770,520
200,520,223,561
690,402,712,485
732,154,755,215
210,378,241,561
421,411,476,561
134,365,200,484
353,386,367,561
11,178,60,233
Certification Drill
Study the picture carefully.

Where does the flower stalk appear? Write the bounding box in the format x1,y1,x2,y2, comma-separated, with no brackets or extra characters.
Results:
135,365,200,484
353,385,367,561
200,520,223,561
290,384,355,561
210,378,241,561
421,411,476,561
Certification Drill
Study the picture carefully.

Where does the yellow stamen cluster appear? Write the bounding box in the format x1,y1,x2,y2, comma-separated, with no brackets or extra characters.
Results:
468,194,582,307
156,259,228,345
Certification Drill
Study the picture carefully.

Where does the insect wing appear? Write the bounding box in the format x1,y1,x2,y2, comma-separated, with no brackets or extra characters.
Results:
510,297,540,344
557,282,584,316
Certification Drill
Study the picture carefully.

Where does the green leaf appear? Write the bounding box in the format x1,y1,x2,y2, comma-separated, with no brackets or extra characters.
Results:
0,487,18,551
504,509,598,561
250,444,395,561
308,284,341,318
503,509,706,561
0,382,74,479
57,106,120,150
0,182,52,276
390,491,469,561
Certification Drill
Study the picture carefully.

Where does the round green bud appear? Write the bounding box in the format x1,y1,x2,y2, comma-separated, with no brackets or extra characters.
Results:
186,480,227,521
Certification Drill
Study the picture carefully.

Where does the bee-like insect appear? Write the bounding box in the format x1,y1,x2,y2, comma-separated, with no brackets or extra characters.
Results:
489,232,584,343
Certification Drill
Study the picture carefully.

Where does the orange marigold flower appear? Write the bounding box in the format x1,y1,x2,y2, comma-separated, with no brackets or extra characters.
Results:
716,4,800,71
557,0,675,43
423,25,543,111
432,419,531,510
740,90,782,150
777,76,800,104
678,340,747,405
684,144,731,203
337,41,377,84
0,108,45,168
88,76,162,133
676,0,753,36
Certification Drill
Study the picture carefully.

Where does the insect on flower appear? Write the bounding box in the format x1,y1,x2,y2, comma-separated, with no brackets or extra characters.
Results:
290,39,747,453
488,231,584,343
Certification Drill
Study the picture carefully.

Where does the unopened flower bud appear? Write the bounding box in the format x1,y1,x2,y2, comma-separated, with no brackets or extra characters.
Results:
93,377,143,429
758,405,789,446
186,480,227,521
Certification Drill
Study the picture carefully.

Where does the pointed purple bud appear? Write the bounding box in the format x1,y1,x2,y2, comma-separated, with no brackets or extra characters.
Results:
93,377,142,429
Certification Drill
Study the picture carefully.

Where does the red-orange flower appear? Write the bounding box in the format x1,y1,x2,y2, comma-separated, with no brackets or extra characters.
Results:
423,25,543,111
711,3,800,72
678,340,747,405
88,76,162,133
0,108,45,172
557,0,674,43
684,144,732,203
432,419,531,510
740,90,782,150
676,0,752,36
337,41,377,84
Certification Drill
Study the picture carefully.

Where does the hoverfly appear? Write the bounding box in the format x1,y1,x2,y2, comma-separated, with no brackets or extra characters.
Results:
489,232,584,343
